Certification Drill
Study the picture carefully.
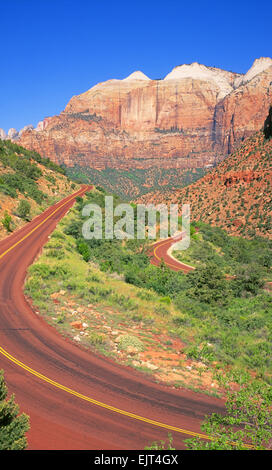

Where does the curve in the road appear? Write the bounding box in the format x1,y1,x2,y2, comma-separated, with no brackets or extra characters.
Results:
0,188,223,449
150,234,195,273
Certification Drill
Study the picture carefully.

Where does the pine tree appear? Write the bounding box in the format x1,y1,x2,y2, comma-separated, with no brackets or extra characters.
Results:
264,106,272,140
0,370,30,450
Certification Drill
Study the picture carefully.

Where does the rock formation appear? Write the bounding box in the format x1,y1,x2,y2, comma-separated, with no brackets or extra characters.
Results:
0,128,6,140
14,57,272,171
7,128,19,140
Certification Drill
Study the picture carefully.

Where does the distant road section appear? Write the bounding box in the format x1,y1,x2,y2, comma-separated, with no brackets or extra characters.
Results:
150,233,195,273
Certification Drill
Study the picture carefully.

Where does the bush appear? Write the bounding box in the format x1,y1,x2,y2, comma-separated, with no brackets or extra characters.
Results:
186,262,230,305
1,211,12,232
117,335,145,352
17,199,31,220
77,241,91,262
231,264,265,297
88,332,105,345
185,380,272,449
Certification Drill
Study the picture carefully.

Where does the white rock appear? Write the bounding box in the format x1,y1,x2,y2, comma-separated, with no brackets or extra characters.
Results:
142,361,159,371
7,128,19,140
164,62,236,100
0,128,7,140
234,57,272,88
111,330,119,336
123,71,150,81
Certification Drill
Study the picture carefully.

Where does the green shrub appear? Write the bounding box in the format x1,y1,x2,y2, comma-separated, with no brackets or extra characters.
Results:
0,370,30,449
1,211,12,232
17,199,31,220
88,332,105,345
231,264,265,296
117,335,145,352
186,262,230,305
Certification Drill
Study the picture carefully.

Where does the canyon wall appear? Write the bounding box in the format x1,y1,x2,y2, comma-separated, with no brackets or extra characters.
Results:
17,58,272,170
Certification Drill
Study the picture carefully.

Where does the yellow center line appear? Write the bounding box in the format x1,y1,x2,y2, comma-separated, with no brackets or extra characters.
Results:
0,187,212,440
0,187,86,261
153,239,193,271
0,188,253,447
0,345,211,440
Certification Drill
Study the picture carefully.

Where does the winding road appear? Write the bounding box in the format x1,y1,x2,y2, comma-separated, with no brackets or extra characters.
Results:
0,187,223,450
150,233,195,273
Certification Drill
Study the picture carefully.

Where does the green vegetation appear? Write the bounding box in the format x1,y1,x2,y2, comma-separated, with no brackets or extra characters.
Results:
145,433,175,450
65,165,207,200
1,211,12,232
264,105,272,140
176,221,272,278
154,126,183,134
17,199,31,220
117,335,145,352
59,190,272,380
185,374,272,450
67,111,102,123
0,139,65,203
0,370,30,450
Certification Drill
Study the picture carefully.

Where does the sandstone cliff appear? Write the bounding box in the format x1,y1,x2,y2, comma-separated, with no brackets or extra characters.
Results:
17,58,272,171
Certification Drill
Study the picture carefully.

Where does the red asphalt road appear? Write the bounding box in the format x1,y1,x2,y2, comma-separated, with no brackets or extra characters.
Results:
150,233,195,273
0,188,224,450
150,235,272,290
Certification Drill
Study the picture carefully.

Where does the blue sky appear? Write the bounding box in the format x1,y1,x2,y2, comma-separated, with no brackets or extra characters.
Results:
0,0,271,132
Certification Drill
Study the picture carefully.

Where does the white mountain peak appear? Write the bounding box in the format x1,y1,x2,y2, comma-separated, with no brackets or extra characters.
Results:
123,71,150,81
234,57,272,88
164,62,236,99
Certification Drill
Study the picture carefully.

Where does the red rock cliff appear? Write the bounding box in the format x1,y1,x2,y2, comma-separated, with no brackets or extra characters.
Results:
18,58,272,170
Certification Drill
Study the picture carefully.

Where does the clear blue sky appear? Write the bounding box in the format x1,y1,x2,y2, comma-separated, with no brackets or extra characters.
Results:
0,0,271,132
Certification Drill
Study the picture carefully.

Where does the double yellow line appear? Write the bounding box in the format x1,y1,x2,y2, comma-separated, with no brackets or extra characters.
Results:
0,187,86,261
153,239,194,271
0,344,211,440
0,188,225,444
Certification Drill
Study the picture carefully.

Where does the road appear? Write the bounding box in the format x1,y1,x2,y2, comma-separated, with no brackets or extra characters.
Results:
0,187,224,449
150,233,195,273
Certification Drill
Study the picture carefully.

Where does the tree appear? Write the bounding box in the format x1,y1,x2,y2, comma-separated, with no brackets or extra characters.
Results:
0,370,30,450
17,199,31,220
231,264,265,297
264,106,272,140
186,261,230,305
185,380,272,450
1,211,12,232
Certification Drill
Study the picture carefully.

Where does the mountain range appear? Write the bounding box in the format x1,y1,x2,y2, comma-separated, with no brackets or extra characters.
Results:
1,57,271,178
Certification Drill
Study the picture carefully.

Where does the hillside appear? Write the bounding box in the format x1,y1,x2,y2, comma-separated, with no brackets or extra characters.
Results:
0,139,79,239
137,130,272,239
66,165,207,200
